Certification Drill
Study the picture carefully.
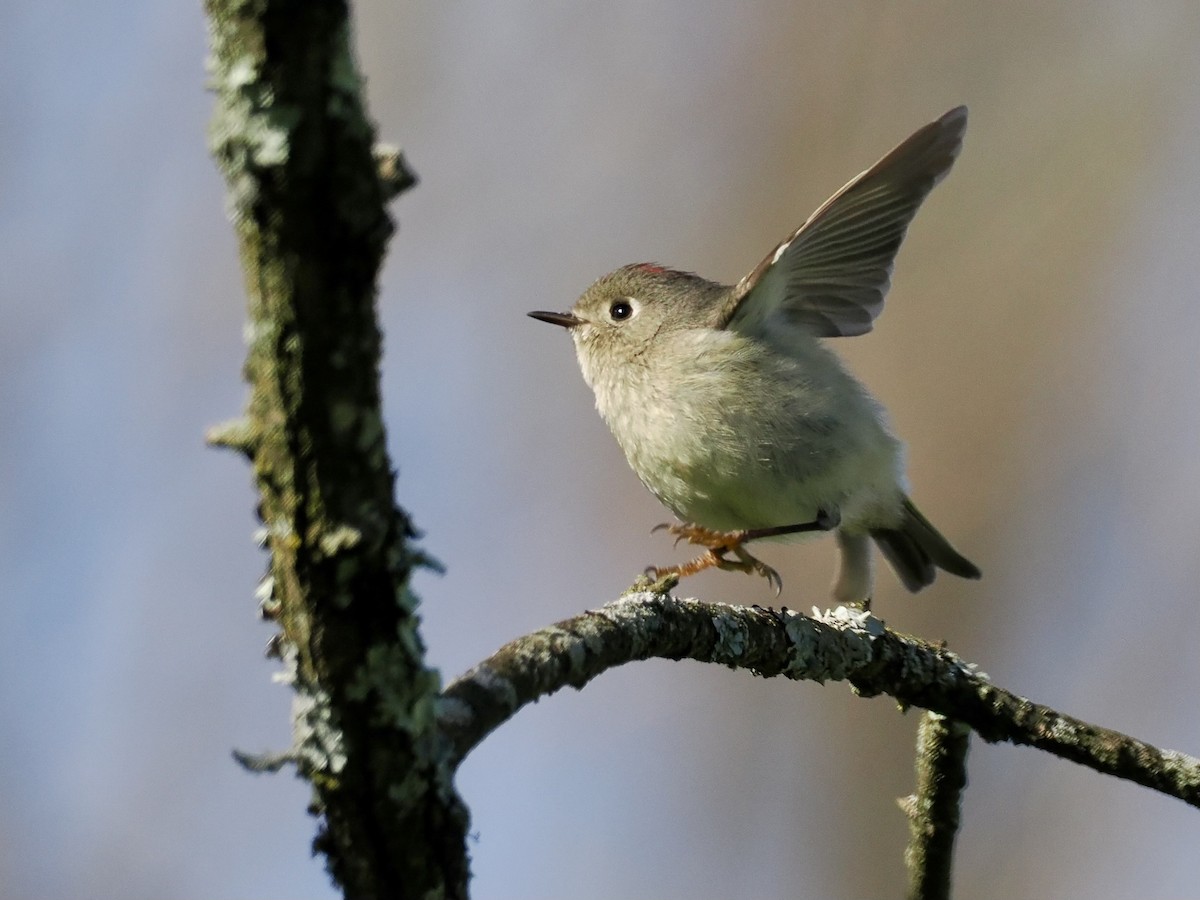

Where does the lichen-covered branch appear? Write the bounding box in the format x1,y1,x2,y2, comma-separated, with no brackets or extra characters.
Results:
901,712,971,900
438,589,1200,810
204,1,468,897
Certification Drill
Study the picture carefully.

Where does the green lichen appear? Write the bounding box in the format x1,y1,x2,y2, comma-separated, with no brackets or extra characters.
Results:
711,614,749,662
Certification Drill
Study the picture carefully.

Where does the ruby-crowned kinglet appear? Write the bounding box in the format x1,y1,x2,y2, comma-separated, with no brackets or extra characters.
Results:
530,107,980,602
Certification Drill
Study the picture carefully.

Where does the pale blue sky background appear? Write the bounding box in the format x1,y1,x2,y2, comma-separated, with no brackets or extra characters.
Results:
3,2,1200,898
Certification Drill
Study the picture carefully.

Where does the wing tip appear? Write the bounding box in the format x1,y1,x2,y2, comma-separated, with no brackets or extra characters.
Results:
939,105,969,127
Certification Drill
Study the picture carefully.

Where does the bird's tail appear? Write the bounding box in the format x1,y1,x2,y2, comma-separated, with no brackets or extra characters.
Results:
870,495,980,592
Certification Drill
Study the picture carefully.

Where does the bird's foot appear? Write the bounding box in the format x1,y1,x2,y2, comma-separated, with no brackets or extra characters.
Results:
646,511,840,594
647,523,783,594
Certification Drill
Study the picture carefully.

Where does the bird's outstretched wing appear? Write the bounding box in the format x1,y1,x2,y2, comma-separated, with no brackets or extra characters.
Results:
719,106,967,337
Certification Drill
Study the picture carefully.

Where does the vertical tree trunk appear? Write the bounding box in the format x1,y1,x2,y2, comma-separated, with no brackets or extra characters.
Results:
204,1,470,895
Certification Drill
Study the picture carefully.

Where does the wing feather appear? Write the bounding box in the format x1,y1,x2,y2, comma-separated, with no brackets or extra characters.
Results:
719,106,968,337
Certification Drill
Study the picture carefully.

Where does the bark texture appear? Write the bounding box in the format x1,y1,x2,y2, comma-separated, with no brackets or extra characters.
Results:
205,1,469,896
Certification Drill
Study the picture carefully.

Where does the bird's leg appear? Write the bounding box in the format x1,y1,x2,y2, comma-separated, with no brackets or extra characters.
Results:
648,510,840,594
741,508,841,540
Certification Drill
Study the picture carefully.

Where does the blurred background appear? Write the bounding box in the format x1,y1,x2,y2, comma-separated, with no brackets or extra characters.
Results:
4,1,1200,897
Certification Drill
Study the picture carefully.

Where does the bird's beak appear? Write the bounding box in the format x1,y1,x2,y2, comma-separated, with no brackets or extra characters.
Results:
528,310,583,329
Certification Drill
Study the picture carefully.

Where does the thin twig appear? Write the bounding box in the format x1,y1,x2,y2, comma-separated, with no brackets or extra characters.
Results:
901,712,971,900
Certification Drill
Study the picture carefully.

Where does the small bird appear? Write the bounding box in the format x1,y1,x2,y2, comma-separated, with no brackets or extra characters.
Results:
530,106,980,603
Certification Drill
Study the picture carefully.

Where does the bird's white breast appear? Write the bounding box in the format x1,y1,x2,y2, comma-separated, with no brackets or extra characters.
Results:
578,322,906,533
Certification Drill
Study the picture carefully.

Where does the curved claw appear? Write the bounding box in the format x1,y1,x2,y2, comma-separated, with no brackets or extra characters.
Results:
726,545,783,595
650,521,691,548
753,562,782,596
766,567,783,597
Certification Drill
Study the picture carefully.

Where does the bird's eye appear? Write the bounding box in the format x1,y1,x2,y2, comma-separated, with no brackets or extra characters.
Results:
609,299,635,321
